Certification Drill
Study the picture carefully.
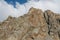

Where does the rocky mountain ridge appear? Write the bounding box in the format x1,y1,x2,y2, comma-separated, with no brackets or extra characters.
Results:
0,7,60,40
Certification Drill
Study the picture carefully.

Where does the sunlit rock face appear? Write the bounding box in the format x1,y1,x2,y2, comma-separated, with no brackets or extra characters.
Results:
0,7,60,40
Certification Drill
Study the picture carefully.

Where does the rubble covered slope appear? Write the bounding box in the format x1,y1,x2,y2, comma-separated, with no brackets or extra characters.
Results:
0,7,60,40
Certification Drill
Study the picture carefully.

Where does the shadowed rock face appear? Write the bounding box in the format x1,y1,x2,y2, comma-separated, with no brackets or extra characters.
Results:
0,7,60,40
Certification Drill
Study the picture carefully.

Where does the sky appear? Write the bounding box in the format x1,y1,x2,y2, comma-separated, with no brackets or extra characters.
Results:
5,0,27,7
0,0,60,22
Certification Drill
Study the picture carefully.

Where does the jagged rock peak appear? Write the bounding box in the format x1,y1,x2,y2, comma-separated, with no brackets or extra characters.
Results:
45,10,53,13
28,7,43,14
6,16,16,21
0,7,60,40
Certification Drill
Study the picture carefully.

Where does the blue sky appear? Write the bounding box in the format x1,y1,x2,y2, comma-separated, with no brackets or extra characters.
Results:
5,0,27,7
0,0,60,22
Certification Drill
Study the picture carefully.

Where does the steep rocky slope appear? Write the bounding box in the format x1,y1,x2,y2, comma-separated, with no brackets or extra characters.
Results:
0,7,60,40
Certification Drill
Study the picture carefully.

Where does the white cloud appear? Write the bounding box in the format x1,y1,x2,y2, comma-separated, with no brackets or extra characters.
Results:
25,0,60,13
0,0,27,22
0,0,60,22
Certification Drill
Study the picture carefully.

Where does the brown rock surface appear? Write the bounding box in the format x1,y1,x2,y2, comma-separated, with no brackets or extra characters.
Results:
0,7,60,40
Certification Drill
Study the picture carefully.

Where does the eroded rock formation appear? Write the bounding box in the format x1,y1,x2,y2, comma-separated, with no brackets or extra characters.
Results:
0,7,60,40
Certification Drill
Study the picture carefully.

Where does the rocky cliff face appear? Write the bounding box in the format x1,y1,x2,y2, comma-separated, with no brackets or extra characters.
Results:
0,7,60,40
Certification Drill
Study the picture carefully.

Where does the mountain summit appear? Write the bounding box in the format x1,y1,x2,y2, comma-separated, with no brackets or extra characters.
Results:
0,7,60,40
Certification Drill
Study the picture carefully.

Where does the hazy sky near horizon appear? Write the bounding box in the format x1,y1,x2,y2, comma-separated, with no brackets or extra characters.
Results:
0,0,60,22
